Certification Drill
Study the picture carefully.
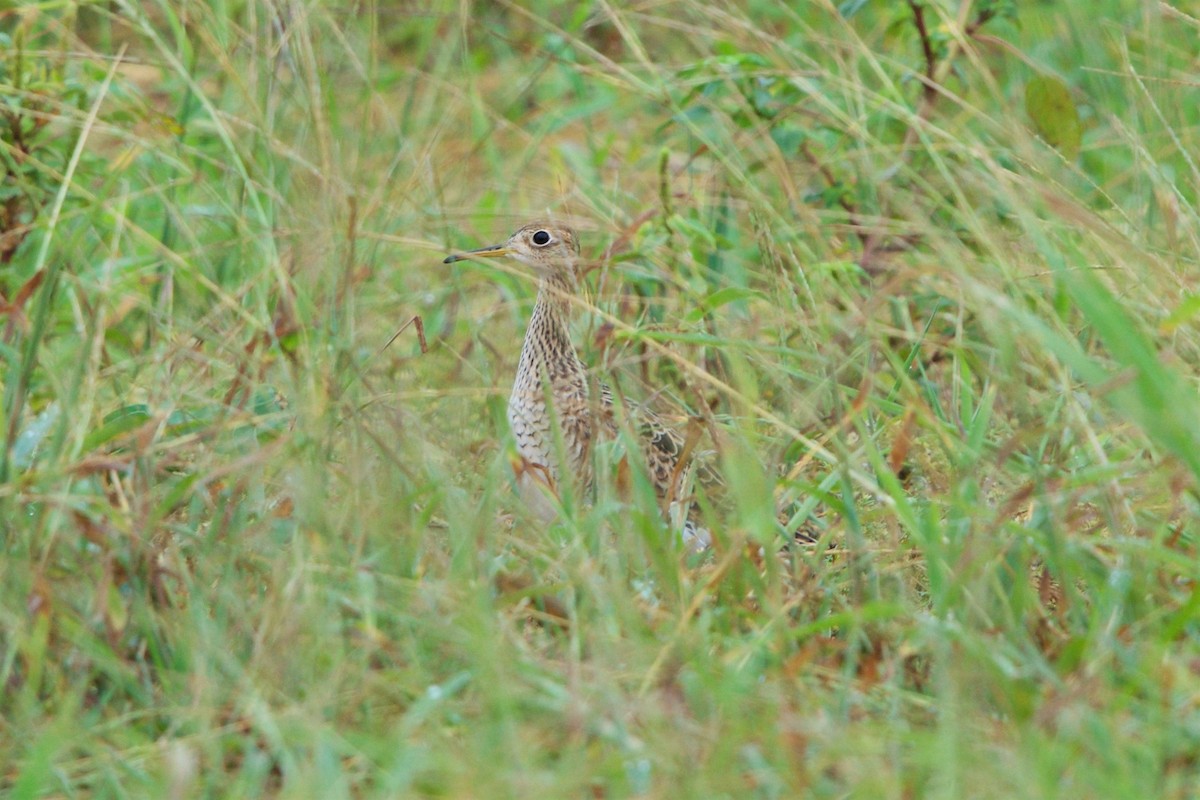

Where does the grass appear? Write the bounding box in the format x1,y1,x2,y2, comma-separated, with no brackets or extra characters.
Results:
2,1,1200,797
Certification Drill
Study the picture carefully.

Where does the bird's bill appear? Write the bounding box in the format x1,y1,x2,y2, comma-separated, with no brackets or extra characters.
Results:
442,244,512,264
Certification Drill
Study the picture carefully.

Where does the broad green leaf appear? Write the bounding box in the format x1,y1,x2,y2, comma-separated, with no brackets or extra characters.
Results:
1025,75,1082,159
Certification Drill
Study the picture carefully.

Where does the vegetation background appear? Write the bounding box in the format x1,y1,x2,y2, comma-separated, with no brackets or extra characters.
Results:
2,1,1199,797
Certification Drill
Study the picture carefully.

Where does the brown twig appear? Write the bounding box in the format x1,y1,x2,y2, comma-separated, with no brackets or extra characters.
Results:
906,0,939,105
382,314,427,355
966,7,998,37
852,2,999,272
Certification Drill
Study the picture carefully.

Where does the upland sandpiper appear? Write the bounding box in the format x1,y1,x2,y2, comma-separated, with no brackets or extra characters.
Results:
444,221,711,550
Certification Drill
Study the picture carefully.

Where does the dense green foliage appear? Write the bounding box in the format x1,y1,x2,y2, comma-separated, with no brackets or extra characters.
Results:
3,1,1199,796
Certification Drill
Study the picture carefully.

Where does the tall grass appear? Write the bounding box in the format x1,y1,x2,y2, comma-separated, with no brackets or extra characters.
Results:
2,1,1199,797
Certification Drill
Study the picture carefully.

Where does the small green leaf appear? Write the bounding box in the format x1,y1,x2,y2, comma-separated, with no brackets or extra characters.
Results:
667,214,717,249
11,402,61,470
838,0,871,18
769,126,806,155
684,286,764,323
1025,75,1081,159
252,385,287,417
1160,294,1200,332
152,472,201,521
82,404,152,452
811,259,867,279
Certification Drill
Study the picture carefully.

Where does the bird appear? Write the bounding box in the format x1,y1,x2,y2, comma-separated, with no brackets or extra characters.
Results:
444,221,712,551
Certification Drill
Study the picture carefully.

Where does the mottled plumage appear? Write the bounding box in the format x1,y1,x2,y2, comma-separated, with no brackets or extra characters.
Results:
444,221,709,550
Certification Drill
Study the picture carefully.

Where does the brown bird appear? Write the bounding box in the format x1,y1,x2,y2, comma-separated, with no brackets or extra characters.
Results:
444,221,711,550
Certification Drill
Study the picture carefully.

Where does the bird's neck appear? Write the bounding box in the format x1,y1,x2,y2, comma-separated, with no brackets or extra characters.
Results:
514,272,583,393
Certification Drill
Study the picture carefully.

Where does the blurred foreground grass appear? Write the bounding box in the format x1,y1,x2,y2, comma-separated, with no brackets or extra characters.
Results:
2,2,1200,797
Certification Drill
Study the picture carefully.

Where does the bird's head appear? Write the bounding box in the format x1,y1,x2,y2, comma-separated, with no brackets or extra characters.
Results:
444,221,581,283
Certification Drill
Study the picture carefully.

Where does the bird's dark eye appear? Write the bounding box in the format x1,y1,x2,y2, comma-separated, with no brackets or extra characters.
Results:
531,230,551,246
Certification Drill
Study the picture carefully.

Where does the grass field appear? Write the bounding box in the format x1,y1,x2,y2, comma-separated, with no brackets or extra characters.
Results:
3,1,1200,797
